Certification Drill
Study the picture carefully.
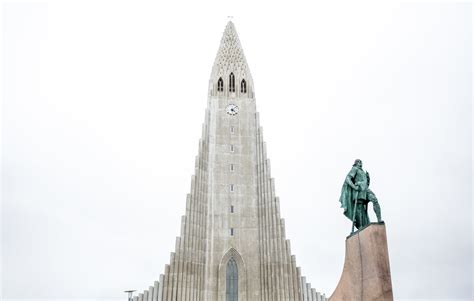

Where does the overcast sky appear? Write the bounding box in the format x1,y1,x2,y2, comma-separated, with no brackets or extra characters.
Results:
2,1,472,300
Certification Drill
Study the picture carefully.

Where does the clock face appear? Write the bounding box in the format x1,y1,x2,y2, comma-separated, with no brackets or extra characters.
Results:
226,104,239,116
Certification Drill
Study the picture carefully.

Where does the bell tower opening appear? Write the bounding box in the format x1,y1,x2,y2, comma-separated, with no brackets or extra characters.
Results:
218,77,224,92
229,72,235,92
240,79,246,93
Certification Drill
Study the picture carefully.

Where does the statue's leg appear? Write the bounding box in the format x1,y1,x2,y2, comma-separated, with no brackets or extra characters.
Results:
355,201,360,229
367,189,382,222
363,200,370,226
355,199,370,229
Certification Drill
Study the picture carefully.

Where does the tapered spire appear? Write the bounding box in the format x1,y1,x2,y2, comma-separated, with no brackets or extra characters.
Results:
210,21,253,90
132,21,328,301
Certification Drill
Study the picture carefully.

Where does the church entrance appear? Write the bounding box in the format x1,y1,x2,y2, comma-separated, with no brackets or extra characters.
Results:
226,257,238,301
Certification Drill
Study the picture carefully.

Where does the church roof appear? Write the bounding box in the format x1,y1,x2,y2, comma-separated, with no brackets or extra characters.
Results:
211,21,253,83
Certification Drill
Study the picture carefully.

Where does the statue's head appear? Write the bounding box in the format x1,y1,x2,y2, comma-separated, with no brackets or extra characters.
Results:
353,159,363,168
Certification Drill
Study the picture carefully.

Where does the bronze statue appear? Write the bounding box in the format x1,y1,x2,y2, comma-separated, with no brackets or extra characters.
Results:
339,159,382,232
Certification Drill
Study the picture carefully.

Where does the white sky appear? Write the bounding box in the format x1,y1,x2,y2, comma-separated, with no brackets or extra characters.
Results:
2,1,472,300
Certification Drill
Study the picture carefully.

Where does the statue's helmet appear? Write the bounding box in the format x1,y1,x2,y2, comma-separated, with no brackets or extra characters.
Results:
353,159,362,166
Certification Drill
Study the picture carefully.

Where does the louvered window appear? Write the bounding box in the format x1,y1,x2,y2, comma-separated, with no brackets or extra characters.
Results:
241,79,246,93
217,77,224,92
229,73,235,92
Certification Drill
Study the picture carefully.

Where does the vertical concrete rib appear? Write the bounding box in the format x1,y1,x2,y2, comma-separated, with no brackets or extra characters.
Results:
153,281,159,301
274,197,285,300
296,267,302,301
188,262,194,301
162,265,170,301
182,216,190,301
263,146,275,300
266,178,282,300
259,134,269,300
191,150,202,301
193,127,201,301
275,199,285,301
261,129,270,301
282,236,292,300
187,186,196,300
157,274,164,301
197,115,209,301
186,209,199,296
263,154,273,299
198,145,205,301
306,283,312,301
267,173,281,301
148,286,154,301
279,219,290,300
264,140,271,301
289,253,298,300
311,289,317,301
167,253,176,301
255,121,263,300
301,276,307,301
183,182,194,301
175,236,183,301
256,123,268,301
267,175,279,301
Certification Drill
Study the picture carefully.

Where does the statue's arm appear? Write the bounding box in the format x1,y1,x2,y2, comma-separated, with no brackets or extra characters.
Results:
345,167,358,190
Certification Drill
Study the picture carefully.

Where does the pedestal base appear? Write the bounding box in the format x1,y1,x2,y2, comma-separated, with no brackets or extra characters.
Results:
329,222,393,301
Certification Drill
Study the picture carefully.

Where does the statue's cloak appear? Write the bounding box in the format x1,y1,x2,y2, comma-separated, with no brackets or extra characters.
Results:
339,181,356,222
339,174,370,230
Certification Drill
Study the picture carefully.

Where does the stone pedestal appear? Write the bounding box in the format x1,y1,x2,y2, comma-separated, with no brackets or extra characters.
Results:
330,222,393,301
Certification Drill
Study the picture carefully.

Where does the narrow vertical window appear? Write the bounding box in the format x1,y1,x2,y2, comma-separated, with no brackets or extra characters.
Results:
230,126,234,134
226,257,238,300
230,164,234,172
229,73,235,92
241,79,247,93
217,77,223,92
230,205,234,213
230,144,234,152
230,228,234,236
230,184,234,192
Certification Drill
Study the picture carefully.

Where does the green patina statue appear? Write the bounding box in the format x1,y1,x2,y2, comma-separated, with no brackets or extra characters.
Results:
339,159,382,232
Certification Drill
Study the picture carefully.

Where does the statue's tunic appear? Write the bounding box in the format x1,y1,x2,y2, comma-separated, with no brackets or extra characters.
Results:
349,166,368,199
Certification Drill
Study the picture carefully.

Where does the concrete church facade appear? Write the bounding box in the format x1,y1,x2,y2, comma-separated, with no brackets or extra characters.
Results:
133,22,327,301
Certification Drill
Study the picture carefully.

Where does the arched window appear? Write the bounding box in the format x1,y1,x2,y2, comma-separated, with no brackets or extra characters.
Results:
217,77,224,92
226,257,238,301
229,73,235,92
241,79,247,93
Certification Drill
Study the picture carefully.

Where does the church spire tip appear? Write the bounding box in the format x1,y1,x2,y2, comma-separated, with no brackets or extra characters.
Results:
210,20,252,87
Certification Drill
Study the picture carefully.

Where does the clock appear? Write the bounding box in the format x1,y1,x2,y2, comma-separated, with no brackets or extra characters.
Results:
226,104,239,116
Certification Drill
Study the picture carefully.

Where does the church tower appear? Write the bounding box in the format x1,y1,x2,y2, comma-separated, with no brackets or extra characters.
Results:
134,22,327,301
